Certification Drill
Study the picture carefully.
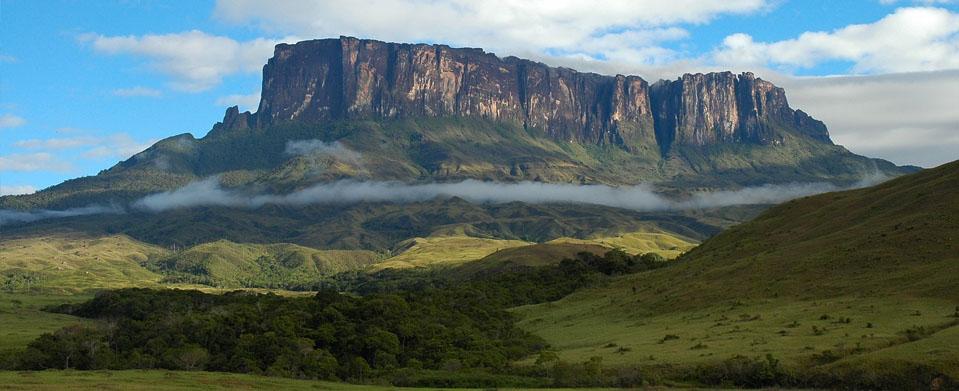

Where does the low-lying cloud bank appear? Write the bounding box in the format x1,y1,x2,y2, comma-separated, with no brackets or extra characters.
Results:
1,176,887,225
0,205,123,225
132,176,886,213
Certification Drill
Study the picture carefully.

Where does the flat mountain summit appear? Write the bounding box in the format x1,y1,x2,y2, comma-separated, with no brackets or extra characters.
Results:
1,36,912,211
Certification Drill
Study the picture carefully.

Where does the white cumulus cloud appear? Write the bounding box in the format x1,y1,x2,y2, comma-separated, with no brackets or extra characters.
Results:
213,0,768,62
80,30,295,91
0,184,37,196
215,91,261,111
81,134,157,159
112,86,163,97
0,153,73,172
713,7,959,74
14,133,158,161
0,113,26,128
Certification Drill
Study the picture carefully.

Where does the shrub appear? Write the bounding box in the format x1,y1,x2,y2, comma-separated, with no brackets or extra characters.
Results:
692,354,788,388
660,334,680,343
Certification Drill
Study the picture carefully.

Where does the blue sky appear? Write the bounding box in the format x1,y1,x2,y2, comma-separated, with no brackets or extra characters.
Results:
2,0,958,195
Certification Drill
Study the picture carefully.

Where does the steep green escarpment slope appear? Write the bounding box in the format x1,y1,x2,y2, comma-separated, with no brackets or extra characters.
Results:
0,37,911,211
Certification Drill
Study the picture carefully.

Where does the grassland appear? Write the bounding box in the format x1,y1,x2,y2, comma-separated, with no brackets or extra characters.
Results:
548,230,697,259
0,370,661,390
373,228,698,271
471,243,611,267
371,235,532,270
0,234,384,291
0,293,90,352
155,239,382,287
516,295,958,375
0,234,167,292
0,370,413,390
1,227,696,290
514,160,959,381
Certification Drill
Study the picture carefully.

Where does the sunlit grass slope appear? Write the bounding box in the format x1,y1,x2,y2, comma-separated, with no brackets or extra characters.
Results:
517,160,959,376
155,239,382,287
451,230,697,275
374,227,699,271
0,234,167,292
518,296,958,375
548,230,697,259
372,235,532,270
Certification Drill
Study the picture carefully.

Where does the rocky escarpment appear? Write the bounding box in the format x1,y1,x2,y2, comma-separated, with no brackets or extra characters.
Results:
221,36,830,155
650,73,830,155
0,37,916,215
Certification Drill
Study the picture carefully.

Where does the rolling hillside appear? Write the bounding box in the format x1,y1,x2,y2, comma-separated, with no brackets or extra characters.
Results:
374,228,697,271
0,234,167,292
154,240,382,288
370,236,532,270
630,158,959,306
516,160,959,381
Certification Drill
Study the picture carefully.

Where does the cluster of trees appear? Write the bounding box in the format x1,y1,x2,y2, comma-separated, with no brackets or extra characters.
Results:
19,288,542,382
14,250,673,386
325,249,667,305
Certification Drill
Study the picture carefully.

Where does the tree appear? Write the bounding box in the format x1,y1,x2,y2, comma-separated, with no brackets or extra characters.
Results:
162,344,209,370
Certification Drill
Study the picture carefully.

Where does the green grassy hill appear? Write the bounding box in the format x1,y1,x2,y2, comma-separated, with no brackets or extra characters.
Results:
452,230,696,276
154,240,382,288
638,158,959,306
548,231,697,259
473,243,613,268
0,234,168,292
373,228,698,271
516,160,959,382
0,234,382,291
371,235,532,270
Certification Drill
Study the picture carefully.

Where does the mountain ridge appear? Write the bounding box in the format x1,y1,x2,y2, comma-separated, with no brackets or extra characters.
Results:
1,36,914,213
222,36,831,154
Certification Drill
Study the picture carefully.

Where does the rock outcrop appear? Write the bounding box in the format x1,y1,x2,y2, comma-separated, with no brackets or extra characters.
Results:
218,36,831,155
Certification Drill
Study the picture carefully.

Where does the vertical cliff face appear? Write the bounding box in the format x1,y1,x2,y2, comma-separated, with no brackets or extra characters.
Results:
225,37,830,155
649,72,831,155
250,37,656,147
